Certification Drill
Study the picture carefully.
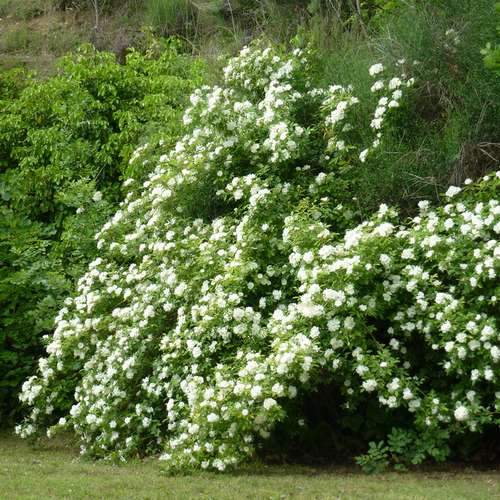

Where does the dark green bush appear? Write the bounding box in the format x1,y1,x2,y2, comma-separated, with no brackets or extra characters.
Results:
0,41,203,423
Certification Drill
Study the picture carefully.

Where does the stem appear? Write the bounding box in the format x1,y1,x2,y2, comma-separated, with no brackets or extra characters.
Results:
91,0,99,33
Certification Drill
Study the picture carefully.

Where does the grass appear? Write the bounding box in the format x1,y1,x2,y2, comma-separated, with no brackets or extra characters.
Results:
145,0,194,36
0,2,143,74
0,9,86,74
1,433,499,499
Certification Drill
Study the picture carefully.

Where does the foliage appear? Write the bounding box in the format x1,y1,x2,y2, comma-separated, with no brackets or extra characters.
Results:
1,0,498,472
0,68,29,98
481,2,500,73
356,427,451,473
0,0,46,20
355,441,389,473
0,41,203,422
15,44,499,474
264,0,500,220
311,0,500,213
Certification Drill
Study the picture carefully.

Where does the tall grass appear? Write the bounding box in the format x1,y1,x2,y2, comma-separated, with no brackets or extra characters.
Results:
145,0,198,37
295,0,500,214
0,0,46,19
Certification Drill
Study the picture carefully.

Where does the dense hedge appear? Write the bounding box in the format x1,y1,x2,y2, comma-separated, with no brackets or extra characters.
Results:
0,41,203,421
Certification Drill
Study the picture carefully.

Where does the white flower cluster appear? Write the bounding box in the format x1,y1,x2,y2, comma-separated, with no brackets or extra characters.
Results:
319,62,414,165
16,43,499,472
364,62,415,161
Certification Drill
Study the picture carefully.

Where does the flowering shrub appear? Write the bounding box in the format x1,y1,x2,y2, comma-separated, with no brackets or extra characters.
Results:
0,42,203,421
16,43,499,471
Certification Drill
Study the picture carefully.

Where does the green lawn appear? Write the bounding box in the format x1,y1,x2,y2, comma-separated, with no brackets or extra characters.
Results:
0,433,498,499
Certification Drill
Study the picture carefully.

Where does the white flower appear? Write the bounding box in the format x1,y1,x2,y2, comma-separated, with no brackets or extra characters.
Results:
454,406,469,422
370,81,384,92
466,391,476,402
315,172,327,184
374,222,394,237
303,251,314,263
86,414,97,425
272,383,284,396
310,326,320,339
174,283,187,297
319,245,334,259
359,149,369,163
369,63,384,77
356,365,368,376
490,346,500,362
250,386,262,398
263,398,276,410
144,305,155,318
327,318,341,332
362,379,378,392
401,248,414,259
379,254,391,266
297,302,324,318
392,89,403,100
445,186,461,198
344,317,355,330
481,325,494,340
389,339,399,350
403,388,413,400
388,77,402,90
440,321,452,333
92,191,103,203
387,378,400,392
